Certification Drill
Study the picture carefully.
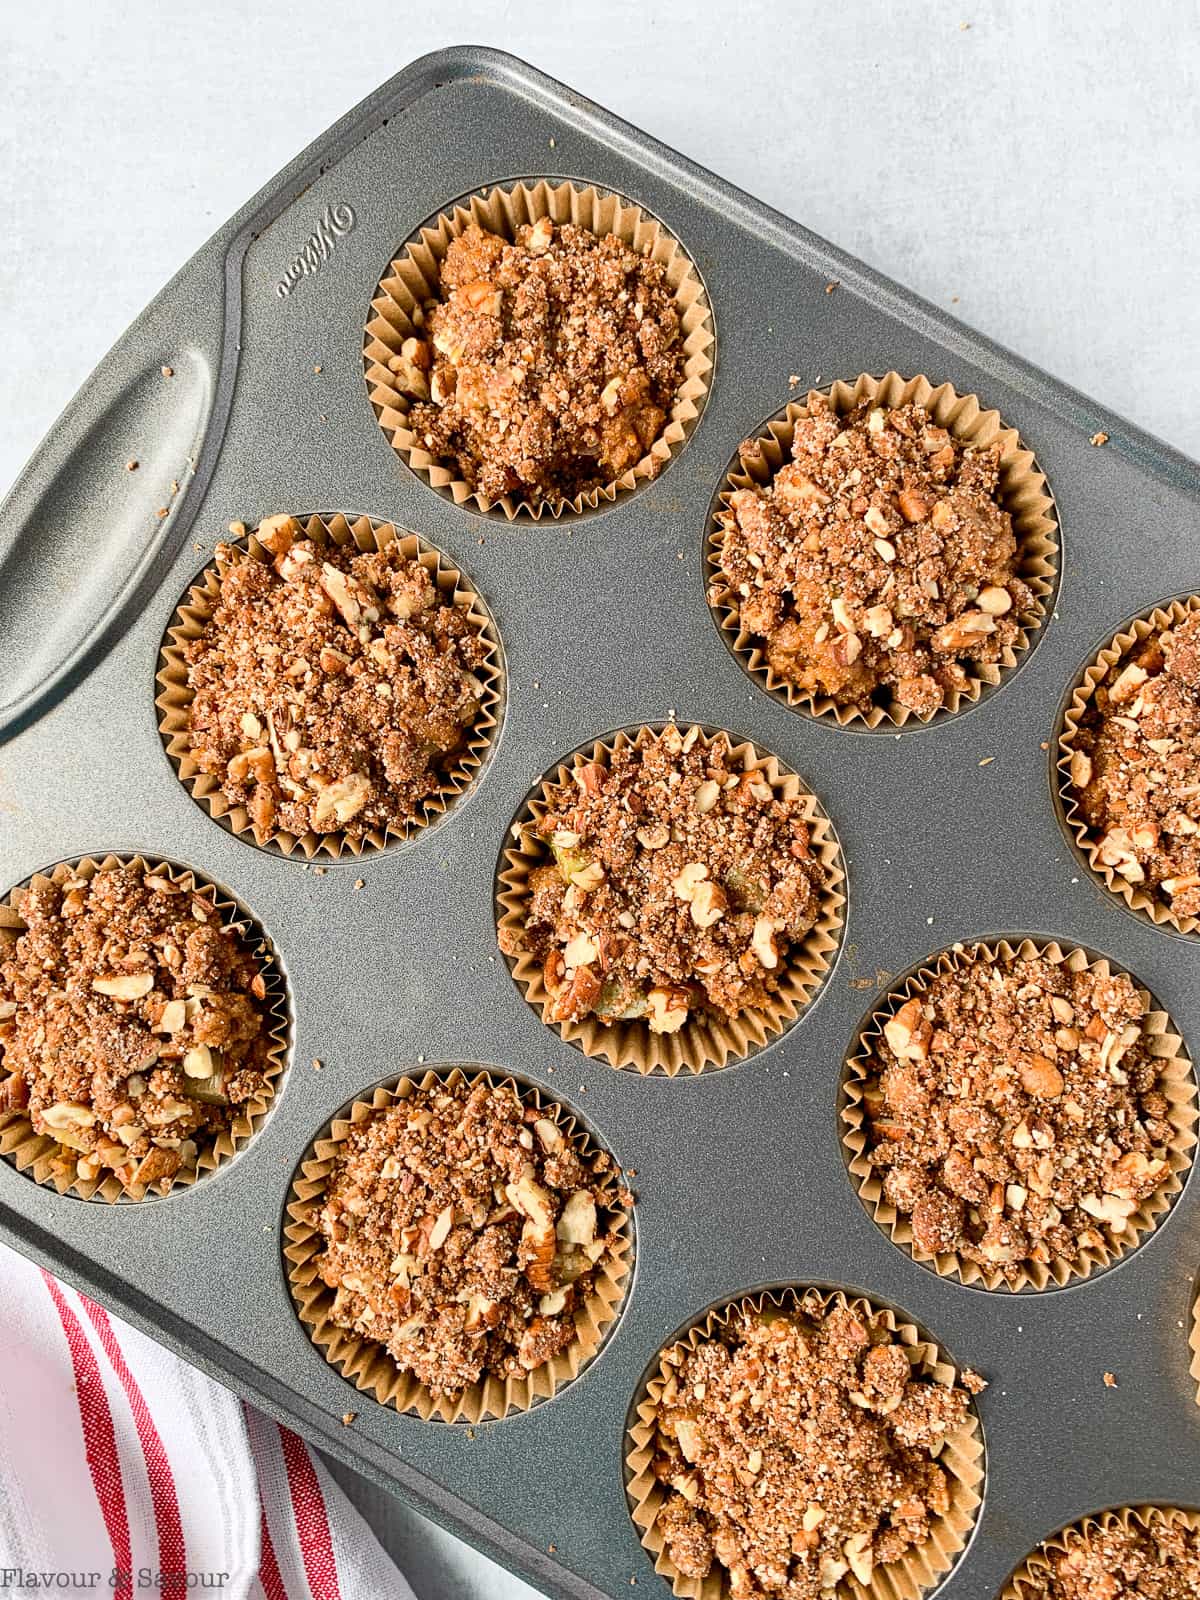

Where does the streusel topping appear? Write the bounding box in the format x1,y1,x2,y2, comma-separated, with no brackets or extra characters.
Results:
718,393,1033,717
183,517,489,844
1069,608,1200,923
0,865,274,1193
314,1078,627,1397
860,950,1175,1281
501,726,828,1034
392,218,685,504
1018,1515,1200,1599
647,1297,977,1600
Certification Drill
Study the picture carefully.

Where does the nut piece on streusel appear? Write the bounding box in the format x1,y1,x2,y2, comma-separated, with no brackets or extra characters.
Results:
643,1294,977,1600
394,217,686,506
500,726,829,1038
0,863,275,1195
856,945,1181,1285
181,518,490,847
311,1076,629,1399
718,391,1033,718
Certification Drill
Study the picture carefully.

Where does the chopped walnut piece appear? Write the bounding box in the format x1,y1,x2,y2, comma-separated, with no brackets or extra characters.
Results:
513,728,828,1028
0,866,272,1194
1070,608,1200,923
183,534,489,843
861,948,1174,1283
648,1297,975,1599
400,218,686,505
315,1079,626,1396
721,393,1033,716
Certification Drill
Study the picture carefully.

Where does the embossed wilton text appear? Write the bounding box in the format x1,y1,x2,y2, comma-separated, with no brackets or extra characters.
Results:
275,202,356,298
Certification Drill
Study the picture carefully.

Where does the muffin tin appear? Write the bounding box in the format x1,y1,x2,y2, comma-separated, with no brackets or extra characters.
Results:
1,44,1199,1600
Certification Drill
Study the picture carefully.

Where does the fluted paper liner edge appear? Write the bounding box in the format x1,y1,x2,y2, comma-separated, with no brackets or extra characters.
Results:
496,725,846,1075
707,372,1059,727
1058,594,1200,934
0,854,290,1202
364,178,715,519
156,514,503,859
1002,1504,1200,1598
841,938,1197,1291
283,1066,633,1424
625,1286,984,1600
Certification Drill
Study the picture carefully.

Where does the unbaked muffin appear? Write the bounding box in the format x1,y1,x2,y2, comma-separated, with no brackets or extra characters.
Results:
717,391,1034,718
0,862,276,1195
641,1295,981,1600
181,517,490,847
856,946,1181,1284
391,216,686,506
1066,603,1200,925
499,725,828,1038
1010,1509,1200,1599
310,1076,629,1398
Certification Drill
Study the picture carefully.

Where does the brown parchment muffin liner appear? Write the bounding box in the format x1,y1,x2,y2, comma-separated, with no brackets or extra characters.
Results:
1002,1504,1200,1598
0,854,290,1202
282,1066,633,1424
707,371,1060,727
363,178,715,519
625,1286,985,1600
156,514,503,859
1058,594,1200,935
496,725,846,1076
841,938,1198,1291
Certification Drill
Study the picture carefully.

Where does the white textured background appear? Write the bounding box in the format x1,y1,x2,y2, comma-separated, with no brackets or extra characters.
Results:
2,2,1197,1596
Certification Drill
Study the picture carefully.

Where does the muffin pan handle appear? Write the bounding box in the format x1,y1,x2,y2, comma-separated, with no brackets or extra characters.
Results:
0,259,231,746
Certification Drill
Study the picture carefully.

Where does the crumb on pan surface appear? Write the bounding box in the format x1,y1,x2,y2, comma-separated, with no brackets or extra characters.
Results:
859,949,1176,1283
392,218,686,505
1014,1511,1200,1598
500,725,827,1034
1068,606,1200,923
182,516,489,844
314,1077,629,1397
646,1297,977,1598
718,393,1032,717
0,865,273,1194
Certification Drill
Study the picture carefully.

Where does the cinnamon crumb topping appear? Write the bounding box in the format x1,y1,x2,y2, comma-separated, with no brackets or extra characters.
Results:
1020,1515,1200,1598
504,726,828,1033
1069,607,1200,923
393,218,685,505
860,949,1175,1282
183,518,489,844
647,1296,974,1598
718,393,1032,717
314,1078,627,1397
0,865,274,1193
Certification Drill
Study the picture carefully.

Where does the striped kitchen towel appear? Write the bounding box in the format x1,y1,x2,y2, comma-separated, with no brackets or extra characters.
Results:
0,1240,413,1600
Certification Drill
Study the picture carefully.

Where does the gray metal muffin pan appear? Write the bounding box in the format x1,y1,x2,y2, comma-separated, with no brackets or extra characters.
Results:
1,44,1198,1600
